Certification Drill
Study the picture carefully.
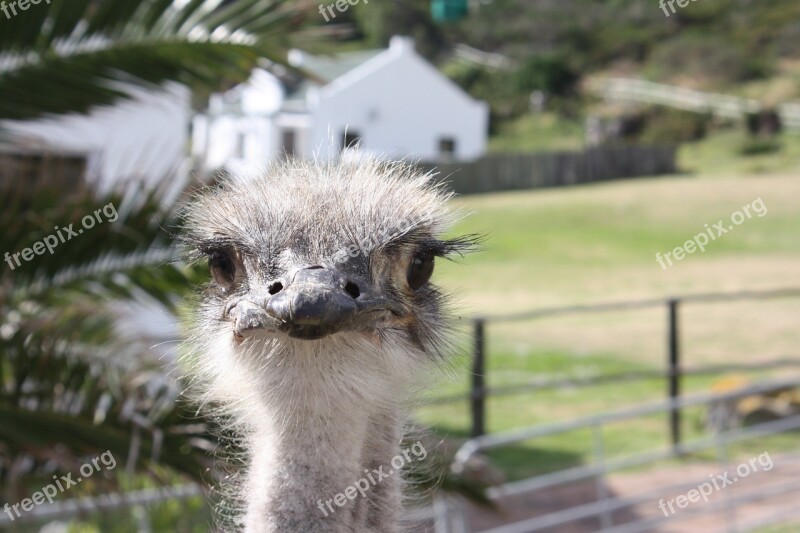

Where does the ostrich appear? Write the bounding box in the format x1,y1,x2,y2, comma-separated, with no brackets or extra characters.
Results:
181,157,475,532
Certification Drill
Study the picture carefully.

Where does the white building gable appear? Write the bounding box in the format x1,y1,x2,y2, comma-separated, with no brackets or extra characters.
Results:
193,36,488,171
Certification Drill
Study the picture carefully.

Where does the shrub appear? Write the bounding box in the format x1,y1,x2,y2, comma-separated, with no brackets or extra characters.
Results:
738,137,783,156
638,108,711,144
513,55,579,97
649,33,773,84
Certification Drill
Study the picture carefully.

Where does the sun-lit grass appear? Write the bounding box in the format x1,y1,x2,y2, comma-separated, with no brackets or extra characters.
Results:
488,110,800,178
680,130,800,177
419,170,800,479
418,345,799,480
436,172,800,312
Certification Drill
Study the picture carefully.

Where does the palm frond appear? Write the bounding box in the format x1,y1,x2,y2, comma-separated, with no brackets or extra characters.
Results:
0,180,215,496
0,0,309,120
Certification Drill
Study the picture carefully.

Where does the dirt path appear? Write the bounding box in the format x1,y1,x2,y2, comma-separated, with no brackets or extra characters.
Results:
443,453,800,532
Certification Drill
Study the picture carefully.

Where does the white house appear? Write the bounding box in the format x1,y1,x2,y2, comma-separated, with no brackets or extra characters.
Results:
193,36,489,170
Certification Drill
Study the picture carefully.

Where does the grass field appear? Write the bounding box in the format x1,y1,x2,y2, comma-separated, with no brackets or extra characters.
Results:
417,169,800,480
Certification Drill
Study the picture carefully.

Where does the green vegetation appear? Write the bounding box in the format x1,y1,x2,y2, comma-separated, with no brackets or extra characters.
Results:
487,112,800,176
335,1,800,154
487,113,585,152
0,0,306,121
0,0,309,528
418,347,798,481
680,130,800,176
418,171,800,477
755,524,800,533
438,0,800,90
4,0,799,527
436,173,800,307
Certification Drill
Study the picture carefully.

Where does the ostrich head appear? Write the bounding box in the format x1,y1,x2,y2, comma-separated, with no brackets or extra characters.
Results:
181,157,475,531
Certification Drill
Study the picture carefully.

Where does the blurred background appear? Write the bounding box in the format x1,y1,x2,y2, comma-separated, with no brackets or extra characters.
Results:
1,0,799,531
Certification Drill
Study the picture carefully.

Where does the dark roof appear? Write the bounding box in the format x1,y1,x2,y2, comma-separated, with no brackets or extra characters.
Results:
282,49,384,112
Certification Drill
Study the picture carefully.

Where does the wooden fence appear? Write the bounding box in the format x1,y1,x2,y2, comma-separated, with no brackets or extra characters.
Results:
418,144,677,195
0,146,88,195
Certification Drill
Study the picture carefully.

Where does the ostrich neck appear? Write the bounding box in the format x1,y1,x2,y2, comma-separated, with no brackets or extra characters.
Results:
242,349,404,533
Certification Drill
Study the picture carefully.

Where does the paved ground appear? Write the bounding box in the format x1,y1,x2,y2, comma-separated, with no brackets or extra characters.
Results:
430,452,800,532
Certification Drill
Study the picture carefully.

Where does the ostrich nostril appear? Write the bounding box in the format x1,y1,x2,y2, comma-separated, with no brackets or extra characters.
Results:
268,282,283,295
344,281,361,299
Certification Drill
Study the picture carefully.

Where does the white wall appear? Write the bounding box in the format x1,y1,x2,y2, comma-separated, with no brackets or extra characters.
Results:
194,114,277,171
2,83,191,194
309,38,489,162
194,39,489,168
192,68,286,172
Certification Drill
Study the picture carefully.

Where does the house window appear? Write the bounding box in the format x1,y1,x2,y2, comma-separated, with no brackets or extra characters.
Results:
342,130,362,150
282,129,297,157
439,137,457,159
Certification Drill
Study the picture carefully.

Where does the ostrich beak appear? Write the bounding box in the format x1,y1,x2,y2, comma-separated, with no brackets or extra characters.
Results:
265,266,360,340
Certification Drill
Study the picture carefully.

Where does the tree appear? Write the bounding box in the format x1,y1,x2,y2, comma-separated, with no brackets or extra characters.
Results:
0,0,310,525
0,180,215,505
0,0,306,121
351,0,446,60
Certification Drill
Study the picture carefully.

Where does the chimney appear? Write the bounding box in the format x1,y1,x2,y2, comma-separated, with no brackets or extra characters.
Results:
389,36,415,54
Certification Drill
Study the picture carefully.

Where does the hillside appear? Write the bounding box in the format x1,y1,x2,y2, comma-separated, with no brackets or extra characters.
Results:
320,0,800,155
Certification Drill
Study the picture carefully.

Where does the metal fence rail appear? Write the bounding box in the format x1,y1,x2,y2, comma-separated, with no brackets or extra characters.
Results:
0,484,203,526
8,289,798,530
440,380,800,532
464,287,800,443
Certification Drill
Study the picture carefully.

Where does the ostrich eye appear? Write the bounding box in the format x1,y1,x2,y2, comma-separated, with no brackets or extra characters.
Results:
209,250,236,288
407,251,434,290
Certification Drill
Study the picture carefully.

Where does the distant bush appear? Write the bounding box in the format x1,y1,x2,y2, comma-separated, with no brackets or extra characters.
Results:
443,62,529,131
673,0,736,25
776,22,800,57
588,107,710,147
513,55,579,97
638,108,711,144
648,33,773,83
745,109,783,137
738,137,783,156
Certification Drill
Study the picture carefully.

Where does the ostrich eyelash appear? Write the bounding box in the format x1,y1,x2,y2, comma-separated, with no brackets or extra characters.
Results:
426,234,484,259
192,239,254,261
381,234,483,260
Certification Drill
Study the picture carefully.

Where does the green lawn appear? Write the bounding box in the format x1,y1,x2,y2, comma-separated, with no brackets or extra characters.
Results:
434,171,800,328
489,112,800,179
419,168,800,479
680,129,800,177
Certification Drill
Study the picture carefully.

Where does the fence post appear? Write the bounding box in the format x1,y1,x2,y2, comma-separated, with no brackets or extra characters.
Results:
471,319,486,438
668,299,681,451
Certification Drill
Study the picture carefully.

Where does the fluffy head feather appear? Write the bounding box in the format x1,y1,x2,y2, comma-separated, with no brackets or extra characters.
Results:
179,157,477,531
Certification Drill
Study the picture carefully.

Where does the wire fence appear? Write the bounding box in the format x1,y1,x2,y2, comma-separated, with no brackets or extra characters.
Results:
5,288,799,531
438,287,800,449
437,379,800,532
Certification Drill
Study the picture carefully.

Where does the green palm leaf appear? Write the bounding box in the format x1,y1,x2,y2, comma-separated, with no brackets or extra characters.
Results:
0,178,215,498
0,0,307,120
